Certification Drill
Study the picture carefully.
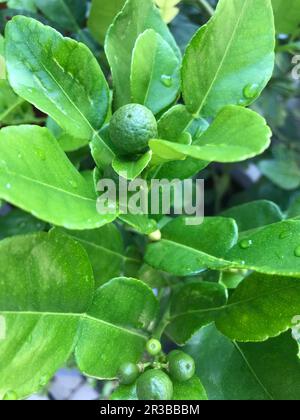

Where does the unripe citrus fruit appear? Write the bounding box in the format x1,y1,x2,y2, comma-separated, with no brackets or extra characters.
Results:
167,350,195,382
118,362,140,385
136,369,173,400
109,104,158,157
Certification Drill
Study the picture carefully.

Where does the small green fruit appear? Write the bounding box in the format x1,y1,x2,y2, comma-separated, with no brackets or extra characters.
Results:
167,350,195,382
118,362,140,385
136,369,173,401
109,104,158,157
146,338,162,356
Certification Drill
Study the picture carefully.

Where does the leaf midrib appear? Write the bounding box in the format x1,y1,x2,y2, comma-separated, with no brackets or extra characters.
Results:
195,0,249,116
0,310,147,339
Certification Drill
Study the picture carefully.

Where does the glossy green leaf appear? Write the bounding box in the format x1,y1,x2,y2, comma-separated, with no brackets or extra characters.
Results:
46,117,86,152
75,278,158,379
105,0,180,109
157,105,193,141
145,217,238,276
185,325,300,400
0,125,117,229
0,231,94,400
53,225,132,286
111,375,207,400
227,220,300,277
131,29,181,114
221,200,284,233
5,16,113,164
166,282,227,345
272,0,300,33
182,0,275,117
150,106,272,164
88,0,126,45
119,213,158,235
216,273,300,342
35,0,87,32
112,151,152,180
0,209,46,240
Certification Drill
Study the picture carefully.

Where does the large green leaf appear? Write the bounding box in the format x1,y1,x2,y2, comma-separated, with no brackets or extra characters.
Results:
7,0,37,12
272,0,300,33
185,325,300,400
35,0,87,32
54,225,140,286
88,0,126,45
166,282,227,345
221,200,284,233
5,16,113,164
131,29,181,115
0,209,46,240
216,273,300,342
227,220,300,277
0,231,94,400
182,0,275,117
150,106,271,164
145,217,238,276
0,125,117,230
105,0,180,110
75,277,158,379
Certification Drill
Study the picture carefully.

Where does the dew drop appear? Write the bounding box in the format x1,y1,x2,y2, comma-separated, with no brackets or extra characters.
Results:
17,153,22,159
68,180,78,189
294,246,300,257
161,75,173,87
5,183,11,190
35,148,46,161
243,83,260,100
3,390,18,400
279,231,290,240
239,239,253,250
237,98,249,107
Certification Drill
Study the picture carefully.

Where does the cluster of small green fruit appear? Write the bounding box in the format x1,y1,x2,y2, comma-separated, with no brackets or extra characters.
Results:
118,339,196,400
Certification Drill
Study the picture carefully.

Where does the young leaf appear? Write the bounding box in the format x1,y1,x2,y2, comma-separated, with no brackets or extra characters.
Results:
166,282,227,345
271,0,300,34
155,0,181,24
75,278,158,379
227,220,300,277
105,0,181,109
0,125,117,230
5,16,113,164
0,231,95,400
119,213,158,235
112,150,153,181
216,273,300,342
131,29,181,115
88,0,126,45
221,200,284,233
182,0,275,117
185,325,300,400
53,225,130,286
150,106,272,164
145,217,238,276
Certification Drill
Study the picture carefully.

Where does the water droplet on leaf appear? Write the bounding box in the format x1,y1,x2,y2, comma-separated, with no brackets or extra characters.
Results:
5,183,11,190
279,231,290,239
35,148,46,161
68,180,78,189
294,246,300,257
161,75,173,87
243,83,260,100
239,239,253,249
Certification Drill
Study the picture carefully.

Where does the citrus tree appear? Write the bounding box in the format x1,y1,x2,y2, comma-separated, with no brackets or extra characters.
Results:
0,0,300,401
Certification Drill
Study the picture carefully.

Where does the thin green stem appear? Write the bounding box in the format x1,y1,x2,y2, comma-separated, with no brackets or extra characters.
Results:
153,305,171,340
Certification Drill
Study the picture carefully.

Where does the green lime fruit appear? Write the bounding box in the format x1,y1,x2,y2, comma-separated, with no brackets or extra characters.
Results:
146,338,162,356
167,350,195,382
136,369,173,400
109,104,158,157
118,362,140,385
